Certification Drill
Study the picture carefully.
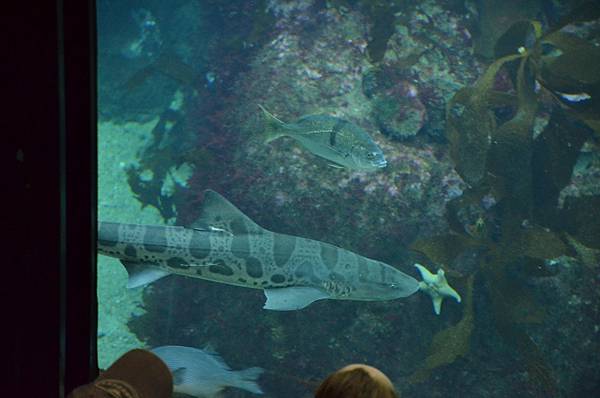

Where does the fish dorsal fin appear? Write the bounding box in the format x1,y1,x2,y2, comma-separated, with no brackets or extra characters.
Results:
202,346,231,370
189,190,265,235
202,342,216,353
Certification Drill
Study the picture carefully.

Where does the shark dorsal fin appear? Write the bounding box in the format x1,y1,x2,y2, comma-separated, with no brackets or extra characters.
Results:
189,190,265,235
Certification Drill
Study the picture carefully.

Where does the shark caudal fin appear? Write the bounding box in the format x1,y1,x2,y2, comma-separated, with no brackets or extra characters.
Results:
257,104,287,143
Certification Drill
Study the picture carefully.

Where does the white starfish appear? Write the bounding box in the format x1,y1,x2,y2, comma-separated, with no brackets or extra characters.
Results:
415,263,461,315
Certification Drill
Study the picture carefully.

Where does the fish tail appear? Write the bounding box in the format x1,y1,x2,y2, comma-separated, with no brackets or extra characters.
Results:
235,366,264,394
257,104,286,143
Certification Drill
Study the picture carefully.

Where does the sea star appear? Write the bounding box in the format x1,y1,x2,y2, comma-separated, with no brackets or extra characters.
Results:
415,263,462,315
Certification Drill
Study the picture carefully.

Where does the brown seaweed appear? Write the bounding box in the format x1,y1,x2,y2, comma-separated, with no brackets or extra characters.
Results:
411,8,600,392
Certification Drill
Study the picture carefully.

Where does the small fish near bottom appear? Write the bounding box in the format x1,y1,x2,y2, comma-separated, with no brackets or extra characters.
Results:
151,345,264,397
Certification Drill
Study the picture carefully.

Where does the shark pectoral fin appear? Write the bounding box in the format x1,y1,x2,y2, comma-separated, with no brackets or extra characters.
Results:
263,287,330,311
120,260,170,288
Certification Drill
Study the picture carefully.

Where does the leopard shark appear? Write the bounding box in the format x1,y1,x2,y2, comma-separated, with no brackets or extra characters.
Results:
98,190,460,314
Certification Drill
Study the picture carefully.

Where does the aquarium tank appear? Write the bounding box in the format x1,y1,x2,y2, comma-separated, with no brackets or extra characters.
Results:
96,0,600,396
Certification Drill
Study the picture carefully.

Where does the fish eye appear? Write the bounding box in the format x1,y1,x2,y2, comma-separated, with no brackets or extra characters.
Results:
367,152,375,159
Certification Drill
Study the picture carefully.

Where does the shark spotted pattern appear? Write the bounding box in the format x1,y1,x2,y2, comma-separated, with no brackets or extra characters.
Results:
98,190,460,312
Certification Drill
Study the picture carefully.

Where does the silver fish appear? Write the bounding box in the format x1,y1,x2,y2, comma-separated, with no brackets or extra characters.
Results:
98,190,460,313
258,105,387,171
151,345,263,397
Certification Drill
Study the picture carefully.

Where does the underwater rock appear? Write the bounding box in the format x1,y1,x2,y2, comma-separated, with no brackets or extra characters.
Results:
372,90,427,140
379,2,483,139
363,66,427,140
183,1,463,262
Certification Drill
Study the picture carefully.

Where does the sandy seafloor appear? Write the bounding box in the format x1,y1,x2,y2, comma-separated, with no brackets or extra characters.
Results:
97,118,161,369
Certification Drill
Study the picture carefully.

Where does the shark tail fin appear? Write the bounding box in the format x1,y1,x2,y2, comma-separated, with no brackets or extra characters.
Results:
257,104,287,143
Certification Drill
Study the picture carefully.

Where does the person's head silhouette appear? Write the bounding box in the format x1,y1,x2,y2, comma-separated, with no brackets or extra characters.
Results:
315,363,398,398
